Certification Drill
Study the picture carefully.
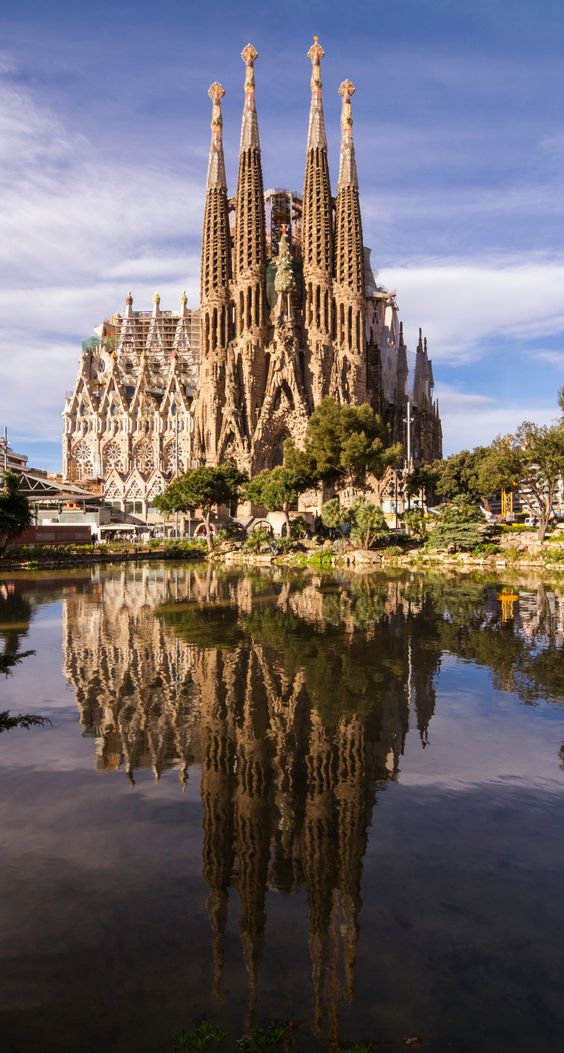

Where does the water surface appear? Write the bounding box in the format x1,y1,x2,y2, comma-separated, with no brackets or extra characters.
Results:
1,565,563,1052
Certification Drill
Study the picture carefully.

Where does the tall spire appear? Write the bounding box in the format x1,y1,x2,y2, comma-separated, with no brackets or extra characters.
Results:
337,79,359,190
333,79,366,398
206,81,227,189
302,37,333,401
201,83,231,306
306,36,327,150
234,44,266,327
334,79,364,297
240,43,260,151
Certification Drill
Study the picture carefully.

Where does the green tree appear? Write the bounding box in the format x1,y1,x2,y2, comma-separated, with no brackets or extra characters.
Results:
349,497,389,549
427,496,492,552
154,465,247,551
428,447,490,502
243,442,315,537
0,471,33,555
321,497,353,536
477,421,564,542
305,397,401,489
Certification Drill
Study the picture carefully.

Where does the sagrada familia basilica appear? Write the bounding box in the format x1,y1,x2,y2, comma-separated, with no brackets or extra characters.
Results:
63,40,442,515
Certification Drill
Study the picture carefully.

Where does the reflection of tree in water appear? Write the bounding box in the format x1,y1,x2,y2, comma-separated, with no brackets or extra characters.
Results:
0,584,34,675
60,565,564,1043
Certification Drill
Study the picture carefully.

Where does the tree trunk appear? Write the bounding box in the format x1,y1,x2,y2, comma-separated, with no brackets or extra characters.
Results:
537,513,549,544
204,509,213,552
283,503,292,539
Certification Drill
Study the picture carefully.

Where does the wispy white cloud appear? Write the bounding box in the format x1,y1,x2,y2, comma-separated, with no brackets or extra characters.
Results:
436,384,559,452
0,69,202,452
532,349,564,371
378,256,564,360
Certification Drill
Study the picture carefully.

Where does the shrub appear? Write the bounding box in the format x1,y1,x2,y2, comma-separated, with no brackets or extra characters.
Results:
427,497,495,552
215,523,246,545
289,516,308,539
403,509,427,539
349,498,388,549
244,526,273,554
472,542,500,557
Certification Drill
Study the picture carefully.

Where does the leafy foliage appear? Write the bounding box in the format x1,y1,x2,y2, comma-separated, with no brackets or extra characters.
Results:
172,1021,225,1053
427,447,490,501
244,526,274,554
0,471,33,555
242,443,315,537
305,398,401,488
349,498,389,549
155,466,247,550
427,498,494,552
322,497,388,549
0,710,50,733
477,421,564,542
321,497,353,534
403,509,427,539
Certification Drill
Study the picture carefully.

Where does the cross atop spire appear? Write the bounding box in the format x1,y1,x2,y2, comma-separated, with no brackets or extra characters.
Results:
206,82,227,189
306,35,327,150
240,43,260,151
338,79,358,188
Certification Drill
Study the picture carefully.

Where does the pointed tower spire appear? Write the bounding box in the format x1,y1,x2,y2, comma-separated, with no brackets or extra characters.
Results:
333,79,366,400
302,37,334,402
234,44,266,334
194,81,233,464
337,80,359,190
201,83,231,308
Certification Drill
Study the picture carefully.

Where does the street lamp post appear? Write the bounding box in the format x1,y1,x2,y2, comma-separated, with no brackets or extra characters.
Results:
403,398,415,512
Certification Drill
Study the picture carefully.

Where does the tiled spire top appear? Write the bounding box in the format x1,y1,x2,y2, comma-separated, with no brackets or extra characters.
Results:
207,82,227,189
338,79,358,189
306,36,327,150
240,43,260,151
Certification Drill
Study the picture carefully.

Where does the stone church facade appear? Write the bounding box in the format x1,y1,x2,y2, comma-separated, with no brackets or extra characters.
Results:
63,40,441,515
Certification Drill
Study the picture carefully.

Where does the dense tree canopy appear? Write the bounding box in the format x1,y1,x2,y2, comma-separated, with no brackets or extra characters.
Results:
426,447,490,502
154,465,247,550
477,421,564,542
305,398,402,489
0,471,32,555
243,442,315,536
427,496,494,552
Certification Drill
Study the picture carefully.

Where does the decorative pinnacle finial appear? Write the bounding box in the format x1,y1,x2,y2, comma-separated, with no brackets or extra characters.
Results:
339,79,356,100
308,35,325,65
208,81,225,103
241,43,258,66
153,291,160,305
339,81,356,133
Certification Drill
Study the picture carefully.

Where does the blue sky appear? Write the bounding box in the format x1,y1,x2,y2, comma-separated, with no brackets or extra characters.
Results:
1,0,564,470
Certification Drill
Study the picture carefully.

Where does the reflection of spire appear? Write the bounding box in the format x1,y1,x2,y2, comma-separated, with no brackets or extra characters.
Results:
334,715,366,1003
304,712,336,1033
199,650,235,1001
234,646,271,1030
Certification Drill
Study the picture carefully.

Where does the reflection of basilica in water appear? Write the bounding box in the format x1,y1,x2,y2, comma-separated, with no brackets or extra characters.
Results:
1,564,550,1040
1,566,563,1049
60,566,443,1033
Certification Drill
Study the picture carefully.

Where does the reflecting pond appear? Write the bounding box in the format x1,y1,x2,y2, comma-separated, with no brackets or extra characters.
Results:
1,564,563,1052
